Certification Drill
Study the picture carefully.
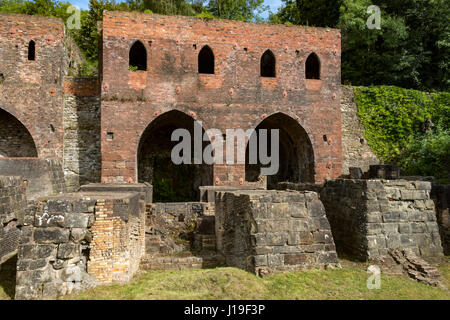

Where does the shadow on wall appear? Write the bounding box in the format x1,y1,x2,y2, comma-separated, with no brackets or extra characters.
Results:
0,255,17,299
245,112,315,189
0,109,38,157
137,110,213,202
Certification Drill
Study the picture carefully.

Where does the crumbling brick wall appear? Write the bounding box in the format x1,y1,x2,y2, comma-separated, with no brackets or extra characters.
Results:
0,176,27,265
0,14,68,160
15,191,146,300
215,190,339,276
320,179,443,261
100,11,342,185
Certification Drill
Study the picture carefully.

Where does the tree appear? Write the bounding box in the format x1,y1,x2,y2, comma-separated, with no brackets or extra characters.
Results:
207,0,268,22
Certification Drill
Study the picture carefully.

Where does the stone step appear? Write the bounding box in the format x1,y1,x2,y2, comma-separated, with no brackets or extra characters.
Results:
140,253,225,271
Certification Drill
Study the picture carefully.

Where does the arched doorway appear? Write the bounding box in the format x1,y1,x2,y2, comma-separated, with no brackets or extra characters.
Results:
0,108,38,157
137,110,213,202
245,113,314,189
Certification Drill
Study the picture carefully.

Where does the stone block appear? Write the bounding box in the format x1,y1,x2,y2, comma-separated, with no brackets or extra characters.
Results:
65,213,90,228
57,243,80,259
34,228,70,244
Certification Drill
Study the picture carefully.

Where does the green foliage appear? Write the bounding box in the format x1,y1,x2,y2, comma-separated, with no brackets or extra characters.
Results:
78,59,98,76
196,9,214,19
270,0,342,27
207,0,269,22
270,0,450,91
142,0,199,16
354,86,450,180
402,126,450,183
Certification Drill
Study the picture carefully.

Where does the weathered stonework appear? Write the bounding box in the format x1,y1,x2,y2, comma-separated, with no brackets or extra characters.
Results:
431,184,450,255
14,190,147,300
0,158,66,200
341,86,379,175
63,77,101,191
320,179,444,261
215,190,339,276
0,176,27,265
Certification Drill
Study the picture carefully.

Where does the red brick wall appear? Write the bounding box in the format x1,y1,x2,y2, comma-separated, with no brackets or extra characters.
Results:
100,11,342,185
0,14,66,160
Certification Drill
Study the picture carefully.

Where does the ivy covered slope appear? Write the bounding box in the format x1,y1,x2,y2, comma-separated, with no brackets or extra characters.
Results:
354,86,450,183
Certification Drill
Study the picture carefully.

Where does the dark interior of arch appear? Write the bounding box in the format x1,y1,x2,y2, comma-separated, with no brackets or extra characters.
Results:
0,109,38,157
129,41,147,71
260,50,276,77
198,45,214,74
138,110,213,202
28,40,35,61
305,53,320,79
245,113,314,189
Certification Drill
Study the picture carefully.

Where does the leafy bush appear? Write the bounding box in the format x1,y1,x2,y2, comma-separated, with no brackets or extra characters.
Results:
354,85,450,180
401,126,450,183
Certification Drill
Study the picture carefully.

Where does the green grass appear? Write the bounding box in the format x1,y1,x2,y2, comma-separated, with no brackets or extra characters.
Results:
71,259,450,300
2,257,449,300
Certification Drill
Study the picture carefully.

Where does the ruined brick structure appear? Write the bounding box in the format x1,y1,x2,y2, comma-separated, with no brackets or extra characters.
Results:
100,11,342,190
0,11,448,300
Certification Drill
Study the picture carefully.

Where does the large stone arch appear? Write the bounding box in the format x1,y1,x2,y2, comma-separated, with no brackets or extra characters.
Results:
136,110,213,202
245,112,315,189
0,108,38,157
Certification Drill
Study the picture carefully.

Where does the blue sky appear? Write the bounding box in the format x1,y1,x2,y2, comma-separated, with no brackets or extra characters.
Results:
71,0,283,18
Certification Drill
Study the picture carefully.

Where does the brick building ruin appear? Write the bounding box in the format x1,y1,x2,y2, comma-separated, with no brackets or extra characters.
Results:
0,12,448,299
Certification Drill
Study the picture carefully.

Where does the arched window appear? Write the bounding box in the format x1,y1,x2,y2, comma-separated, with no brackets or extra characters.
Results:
28,40,35,61
198,45,214,74
129,40,147,71
260,50,276,77
305,53,320,79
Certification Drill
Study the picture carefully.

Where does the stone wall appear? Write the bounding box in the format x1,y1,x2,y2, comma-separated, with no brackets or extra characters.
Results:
215,190,339,276
15,191,146,299
320,179,443,261
0,158,66,200
431,184,450,255
341,86,379,175
0,176,27,265
63,77,101,191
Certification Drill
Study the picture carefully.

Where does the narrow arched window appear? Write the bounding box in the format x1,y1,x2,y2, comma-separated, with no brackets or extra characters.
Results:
305,52,320,79
28,40,35,61
129,40,147,71
198,45,214,74
260,50,276,77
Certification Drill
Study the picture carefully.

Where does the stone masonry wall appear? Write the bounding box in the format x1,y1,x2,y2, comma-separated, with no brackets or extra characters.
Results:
215,190,339,276
341,86,379,175
0,176,27,265
63,77,101,191
0,158,66,200
15,191,146,299
431,184,450,255
320,179,443,261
